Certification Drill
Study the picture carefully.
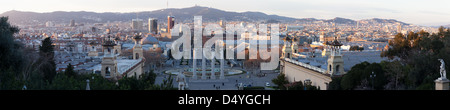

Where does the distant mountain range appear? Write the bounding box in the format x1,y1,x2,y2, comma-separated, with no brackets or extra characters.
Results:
0,6,410,26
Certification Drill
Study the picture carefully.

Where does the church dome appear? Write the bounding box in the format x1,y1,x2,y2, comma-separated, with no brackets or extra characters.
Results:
142,36,159,45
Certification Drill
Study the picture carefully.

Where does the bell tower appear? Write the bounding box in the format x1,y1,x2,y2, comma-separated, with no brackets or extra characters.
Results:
114,36,122,55
282,37,292,59
101,36,118,80
327,37,344,76
291,38,299,54
133,33,143,60
88,41,98,57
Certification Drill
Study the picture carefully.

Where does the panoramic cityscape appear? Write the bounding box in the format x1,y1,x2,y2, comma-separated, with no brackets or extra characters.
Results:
0,0,449,91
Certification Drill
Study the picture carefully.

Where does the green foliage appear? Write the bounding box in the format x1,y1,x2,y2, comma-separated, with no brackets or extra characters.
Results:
39,37,56,82
0,68,25,90
0,17,23,72
47,73,82,90
286,81,303,90
65,63,77,78
78,74,117,90
243,86,265,90
305,85,319,90
341,62,368,90
39,37,54,54
340,62,387,90
380,28,450,90
328,77,342,90
159,74,176,90
118,71,169,90
285,81,319,90
349,46,364,51
416,83,434,90
272,74,289,90
0,16,168,90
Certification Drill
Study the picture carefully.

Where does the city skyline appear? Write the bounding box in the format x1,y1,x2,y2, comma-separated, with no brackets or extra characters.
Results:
1,0,450,26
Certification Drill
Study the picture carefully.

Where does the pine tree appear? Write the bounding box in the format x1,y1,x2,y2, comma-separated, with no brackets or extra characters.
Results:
39,37,56,82
65,63,77,78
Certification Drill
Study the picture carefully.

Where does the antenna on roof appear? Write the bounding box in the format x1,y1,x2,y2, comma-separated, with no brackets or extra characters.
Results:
136,12,139,19
167,0,172,15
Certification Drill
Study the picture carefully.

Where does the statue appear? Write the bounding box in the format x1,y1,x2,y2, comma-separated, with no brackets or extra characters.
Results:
176,71,187,90
439,59,447,80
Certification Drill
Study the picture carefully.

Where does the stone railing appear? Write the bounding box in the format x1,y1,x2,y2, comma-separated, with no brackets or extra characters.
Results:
284,58,327,74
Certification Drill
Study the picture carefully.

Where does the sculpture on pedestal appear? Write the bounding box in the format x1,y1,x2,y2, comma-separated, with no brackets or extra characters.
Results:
439,59,447,80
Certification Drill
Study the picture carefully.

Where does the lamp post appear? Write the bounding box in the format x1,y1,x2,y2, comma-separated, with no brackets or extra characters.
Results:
370,71,376,90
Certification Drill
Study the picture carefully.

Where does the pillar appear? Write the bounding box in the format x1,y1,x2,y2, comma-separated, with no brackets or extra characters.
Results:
211,58,216,79
192,49,197,80
201,54,206,80
220,54,225,79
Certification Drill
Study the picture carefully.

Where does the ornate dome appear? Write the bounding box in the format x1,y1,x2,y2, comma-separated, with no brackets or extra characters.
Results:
142,36,159,45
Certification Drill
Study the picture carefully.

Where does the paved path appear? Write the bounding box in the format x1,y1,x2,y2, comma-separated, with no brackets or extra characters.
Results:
154,67,278,90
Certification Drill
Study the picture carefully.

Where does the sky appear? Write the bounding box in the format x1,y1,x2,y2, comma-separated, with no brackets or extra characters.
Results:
1,0,450,26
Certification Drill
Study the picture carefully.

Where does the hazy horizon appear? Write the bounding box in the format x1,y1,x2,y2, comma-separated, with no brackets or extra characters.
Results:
1,0,450,26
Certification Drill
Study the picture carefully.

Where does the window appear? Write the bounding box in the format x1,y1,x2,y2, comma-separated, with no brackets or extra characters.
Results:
105,67,110,76
329,65,331,72
135,53,139,59
336,65,340,73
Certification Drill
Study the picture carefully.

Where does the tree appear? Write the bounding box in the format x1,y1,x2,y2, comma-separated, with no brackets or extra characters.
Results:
0,17,23,72
349,46,364,51
80,74,117,90
141,70,157,85
0,17,25,90
159,74,176,90
380,29,450,90
328,77,342,90
65,63,77,78
39,37,56,82
382,61,407,90
0,68,24,90
341,62,368,90
272,74,289,90
117,71,161,90
47,72,81,90
363,63,387,90
286,81,303,90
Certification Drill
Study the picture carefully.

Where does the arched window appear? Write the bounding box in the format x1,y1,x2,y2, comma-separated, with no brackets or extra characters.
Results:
287,53,290,58
105,67,110,76
336,65,340,74
115,49,118,54
136,53,139,59
329,65,332,72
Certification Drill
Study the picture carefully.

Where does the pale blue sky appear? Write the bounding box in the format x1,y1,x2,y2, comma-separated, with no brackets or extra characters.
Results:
1,0,449,26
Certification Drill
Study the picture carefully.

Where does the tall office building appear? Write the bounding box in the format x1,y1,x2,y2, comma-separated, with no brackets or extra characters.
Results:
69,19,75,27
148,18,158,34
132,19,144,31
397,23,402,34
167,16,175,33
